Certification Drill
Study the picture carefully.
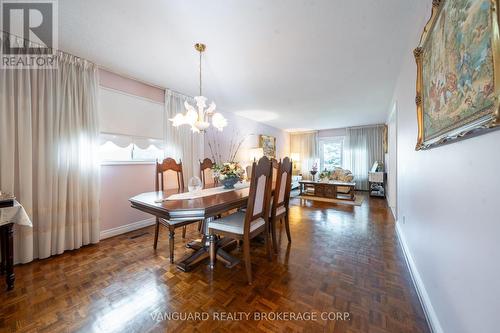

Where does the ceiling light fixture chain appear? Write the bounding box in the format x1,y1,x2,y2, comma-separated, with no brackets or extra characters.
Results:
169,43,227,133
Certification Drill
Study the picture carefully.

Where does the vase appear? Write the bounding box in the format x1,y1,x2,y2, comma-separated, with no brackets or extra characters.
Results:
220,177,239,189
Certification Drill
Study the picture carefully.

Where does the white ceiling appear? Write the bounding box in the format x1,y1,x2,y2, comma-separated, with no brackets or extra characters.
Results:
59,0,420,131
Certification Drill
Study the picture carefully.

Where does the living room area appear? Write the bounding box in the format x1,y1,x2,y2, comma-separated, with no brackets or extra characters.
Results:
1,1,499,333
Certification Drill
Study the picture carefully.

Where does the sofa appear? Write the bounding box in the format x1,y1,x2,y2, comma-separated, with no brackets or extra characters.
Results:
319,168,354,194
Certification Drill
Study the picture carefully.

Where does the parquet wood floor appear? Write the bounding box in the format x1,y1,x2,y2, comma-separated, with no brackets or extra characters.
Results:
0,193,430,333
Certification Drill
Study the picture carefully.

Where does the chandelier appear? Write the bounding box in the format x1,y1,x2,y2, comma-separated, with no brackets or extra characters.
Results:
169,43,227,133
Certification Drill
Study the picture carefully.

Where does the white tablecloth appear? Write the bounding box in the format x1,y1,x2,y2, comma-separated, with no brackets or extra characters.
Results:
157,182,250,202
0,201,33,227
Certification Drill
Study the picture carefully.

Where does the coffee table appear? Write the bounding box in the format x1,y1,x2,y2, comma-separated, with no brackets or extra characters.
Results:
299,180,356,201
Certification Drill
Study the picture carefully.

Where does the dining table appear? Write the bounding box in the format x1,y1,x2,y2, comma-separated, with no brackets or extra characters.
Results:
129,183,253,272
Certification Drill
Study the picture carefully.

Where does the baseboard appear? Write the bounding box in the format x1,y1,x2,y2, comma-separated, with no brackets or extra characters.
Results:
100,218,156,240
395,221,443,333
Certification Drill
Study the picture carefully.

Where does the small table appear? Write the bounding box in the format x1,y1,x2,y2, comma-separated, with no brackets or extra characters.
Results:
299,180,356,201
0,200,32,291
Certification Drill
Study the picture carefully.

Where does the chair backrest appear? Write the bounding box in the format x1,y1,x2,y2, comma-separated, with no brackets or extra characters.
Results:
272,157,293,215
271,158,279,184
155,158,184,191
200,158,217,187
244,156,273,234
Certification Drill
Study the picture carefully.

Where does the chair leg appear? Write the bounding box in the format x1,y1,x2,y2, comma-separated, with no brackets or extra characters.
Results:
153,219,160,250
264,227,272,261
182,226,186,238
270,216,278,254
243,237,252,285
209,231,216,269
284,214,292,243
168,227,175,263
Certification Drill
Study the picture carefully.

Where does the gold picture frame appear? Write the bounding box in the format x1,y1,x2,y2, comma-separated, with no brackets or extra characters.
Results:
259,135,276,158
414,0,500,150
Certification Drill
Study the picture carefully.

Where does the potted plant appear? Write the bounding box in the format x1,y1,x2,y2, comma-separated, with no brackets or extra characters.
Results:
213,162,245,189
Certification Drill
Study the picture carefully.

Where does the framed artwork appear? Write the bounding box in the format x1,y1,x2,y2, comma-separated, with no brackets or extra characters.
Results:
414,0,500,150
259,135,276,158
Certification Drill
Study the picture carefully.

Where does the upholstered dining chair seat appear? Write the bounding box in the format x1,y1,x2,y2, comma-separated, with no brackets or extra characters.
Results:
208,211,265,235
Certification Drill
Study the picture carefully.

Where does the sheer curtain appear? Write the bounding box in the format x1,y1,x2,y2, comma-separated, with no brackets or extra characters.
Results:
343,125,384,190
164,90,204,184
0,51,100,263
290,131,318,180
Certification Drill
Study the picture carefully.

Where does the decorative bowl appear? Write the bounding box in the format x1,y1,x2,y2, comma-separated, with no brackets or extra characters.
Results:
220,177,239,189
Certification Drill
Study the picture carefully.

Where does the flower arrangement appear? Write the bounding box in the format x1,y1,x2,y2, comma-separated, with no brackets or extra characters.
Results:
319,170,332,181
213,162,245,188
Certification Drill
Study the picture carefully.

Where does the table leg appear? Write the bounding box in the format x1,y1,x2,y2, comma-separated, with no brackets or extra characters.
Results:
5,224,14,290
177,216,239,272
168,227,175,264
186,236,205,251
0,226,6,275
216,247,240,268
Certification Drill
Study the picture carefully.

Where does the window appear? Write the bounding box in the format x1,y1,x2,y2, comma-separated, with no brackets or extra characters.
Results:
98,86,165,163
98,133,165,163
319,137,344,171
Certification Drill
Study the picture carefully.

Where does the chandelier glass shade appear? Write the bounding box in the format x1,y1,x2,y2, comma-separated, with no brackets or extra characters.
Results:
169,43,227,133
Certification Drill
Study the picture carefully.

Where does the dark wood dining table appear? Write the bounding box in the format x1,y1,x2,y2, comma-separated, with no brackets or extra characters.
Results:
129,185,251,272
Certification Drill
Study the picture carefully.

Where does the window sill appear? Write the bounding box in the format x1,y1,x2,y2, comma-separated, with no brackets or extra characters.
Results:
100,161,156,166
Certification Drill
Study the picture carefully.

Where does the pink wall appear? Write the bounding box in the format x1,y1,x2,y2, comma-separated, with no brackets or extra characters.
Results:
100,164,155,231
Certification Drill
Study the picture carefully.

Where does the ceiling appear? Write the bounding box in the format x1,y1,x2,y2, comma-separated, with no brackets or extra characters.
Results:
59,0,420,131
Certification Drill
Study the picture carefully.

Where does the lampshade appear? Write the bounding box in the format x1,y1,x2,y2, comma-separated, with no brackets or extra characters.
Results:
290,153,300,161
248,147,264,161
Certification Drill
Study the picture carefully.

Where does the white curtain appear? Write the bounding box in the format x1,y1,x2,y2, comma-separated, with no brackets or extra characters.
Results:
343,125,384,190
0,52,100,263
290,131,318,180
164,90,204,184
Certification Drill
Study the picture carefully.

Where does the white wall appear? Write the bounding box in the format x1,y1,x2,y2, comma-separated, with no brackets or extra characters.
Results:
391,2,500,333
204,111,290,167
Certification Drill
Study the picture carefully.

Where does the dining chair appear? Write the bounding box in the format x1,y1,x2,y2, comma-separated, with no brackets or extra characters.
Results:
208,156,273,284
154,158,198,263
271,158,279,185
269,157,293,253
198,158,218,232
200,158,218,187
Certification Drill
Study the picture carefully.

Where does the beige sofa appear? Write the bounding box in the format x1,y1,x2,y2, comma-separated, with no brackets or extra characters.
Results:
321,168,354,193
